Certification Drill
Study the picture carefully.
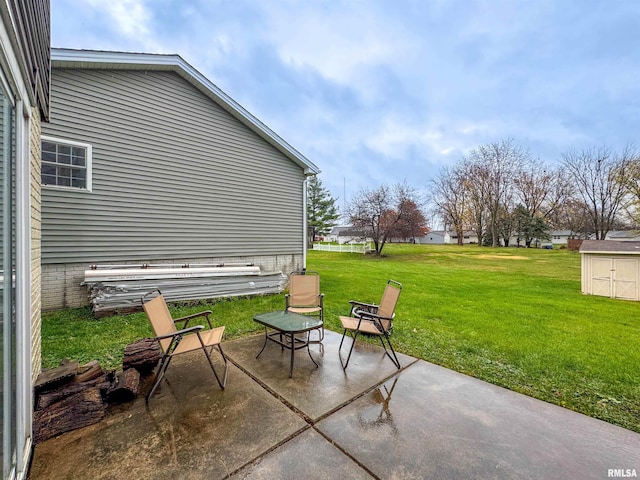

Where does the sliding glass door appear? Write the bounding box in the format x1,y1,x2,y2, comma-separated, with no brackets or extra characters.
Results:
0,74,17,479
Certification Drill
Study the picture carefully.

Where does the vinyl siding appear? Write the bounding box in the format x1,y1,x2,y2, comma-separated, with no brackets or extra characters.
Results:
30,106,41,379
41,68,306,264
8,0,50,119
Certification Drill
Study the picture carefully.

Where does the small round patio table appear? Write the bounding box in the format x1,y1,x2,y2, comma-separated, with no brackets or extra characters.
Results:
253,310,323,378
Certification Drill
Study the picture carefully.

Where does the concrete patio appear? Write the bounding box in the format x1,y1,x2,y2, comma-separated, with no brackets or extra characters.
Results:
29,330,640,479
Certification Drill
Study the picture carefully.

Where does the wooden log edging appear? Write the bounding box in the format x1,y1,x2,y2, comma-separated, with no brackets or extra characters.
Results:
33,387,105,444
33,338,161,444
107,368,141,402
122,338,161,374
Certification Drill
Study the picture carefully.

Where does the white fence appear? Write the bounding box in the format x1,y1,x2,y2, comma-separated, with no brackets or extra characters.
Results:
312,243,373,254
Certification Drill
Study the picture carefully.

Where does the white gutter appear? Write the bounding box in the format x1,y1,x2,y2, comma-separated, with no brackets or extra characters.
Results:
303,177,308,269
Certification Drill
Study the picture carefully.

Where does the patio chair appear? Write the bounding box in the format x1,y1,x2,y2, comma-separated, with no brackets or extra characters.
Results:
285,270,324,342
338,280,402,370
142,290,228,401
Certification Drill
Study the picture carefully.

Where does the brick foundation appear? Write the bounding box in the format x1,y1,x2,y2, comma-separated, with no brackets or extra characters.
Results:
42,254,303,310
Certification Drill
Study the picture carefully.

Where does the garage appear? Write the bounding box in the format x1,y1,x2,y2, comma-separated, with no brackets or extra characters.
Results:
580,240,640,301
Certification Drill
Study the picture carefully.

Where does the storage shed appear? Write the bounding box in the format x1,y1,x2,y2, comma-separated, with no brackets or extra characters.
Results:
580,240,640,301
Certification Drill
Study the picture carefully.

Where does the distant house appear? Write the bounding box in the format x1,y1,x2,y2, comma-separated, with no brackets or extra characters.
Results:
415,230,479,245
605,230,640,242
325,226,346,243
417,231,450,244
550,230,574,246
41,49,319,309
324,225,371,244
450,231,478,245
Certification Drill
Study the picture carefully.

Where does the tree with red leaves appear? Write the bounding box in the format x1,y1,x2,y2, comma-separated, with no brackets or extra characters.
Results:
348,182,427,255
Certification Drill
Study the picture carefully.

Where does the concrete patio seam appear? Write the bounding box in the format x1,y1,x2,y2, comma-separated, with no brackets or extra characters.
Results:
223,424,313,479
225,350,316,424
311,356,421,424
311,425,383,480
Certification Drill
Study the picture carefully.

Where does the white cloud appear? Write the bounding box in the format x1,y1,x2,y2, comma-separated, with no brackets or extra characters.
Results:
256,2,415,91
85,0,151,39
363,115,493,163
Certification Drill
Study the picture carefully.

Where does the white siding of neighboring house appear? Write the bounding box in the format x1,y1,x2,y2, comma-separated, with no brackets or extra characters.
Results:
551,231,573,245
417,232,448,244
449,232,478,244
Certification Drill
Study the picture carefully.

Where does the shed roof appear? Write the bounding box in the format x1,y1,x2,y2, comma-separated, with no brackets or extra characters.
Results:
579,240,640,254
50,48,320,175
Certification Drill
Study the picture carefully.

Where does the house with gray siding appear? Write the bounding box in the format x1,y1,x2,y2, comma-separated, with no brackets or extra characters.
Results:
41,48,319,310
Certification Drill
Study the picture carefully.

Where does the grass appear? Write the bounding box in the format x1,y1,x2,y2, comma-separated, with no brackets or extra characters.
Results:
41,244,640,433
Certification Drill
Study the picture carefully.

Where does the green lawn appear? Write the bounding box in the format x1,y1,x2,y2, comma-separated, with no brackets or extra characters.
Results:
41,244,640,432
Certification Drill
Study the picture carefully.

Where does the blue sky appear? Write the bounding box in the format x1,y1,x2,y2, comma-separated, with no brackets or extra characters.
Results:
52,0,640,212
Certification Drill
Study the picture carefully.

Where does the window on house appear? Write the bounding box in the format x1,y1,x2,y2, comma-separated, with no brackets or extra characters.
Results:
41,136,92,191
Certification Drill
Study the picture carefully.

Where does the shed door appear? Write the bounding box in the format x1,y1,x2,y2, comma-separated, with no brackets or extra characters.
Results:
591,257,612,297
612,258,637,300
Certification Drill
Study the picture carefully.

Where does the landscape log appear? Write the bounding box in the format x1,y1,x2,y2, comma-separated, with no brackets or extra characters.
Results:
107,368,140,403
36,373,113,411
74,360,103,383
33,387,105,444
34,359,79,392
123,338,161,374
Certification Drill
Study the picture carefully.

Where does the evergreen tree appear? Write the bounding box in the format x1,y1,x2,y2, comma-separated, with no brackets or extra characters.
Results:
307,176,340,241
514,204,551,247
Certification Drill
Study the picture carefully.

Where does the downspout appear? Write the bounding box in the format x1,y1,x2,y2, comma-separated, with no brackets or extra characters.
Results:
302,176,308,270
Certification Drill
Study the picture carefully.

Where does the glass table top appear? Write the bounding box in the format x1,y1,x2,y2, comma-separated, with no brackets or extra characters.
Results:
253,310,323,332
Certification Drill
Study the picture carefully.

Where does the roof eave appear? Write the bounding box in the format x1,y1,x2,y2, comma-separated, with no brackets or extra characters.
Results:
50,48,321,175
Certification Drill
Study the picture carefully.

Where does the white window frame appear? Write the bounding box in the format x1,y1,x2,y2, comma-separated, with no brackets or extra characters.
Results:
41,136,92,192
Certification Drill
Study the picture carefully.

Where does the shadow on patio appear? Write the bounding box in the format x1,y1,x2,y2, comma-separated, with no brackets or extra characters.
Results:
29,331,640,479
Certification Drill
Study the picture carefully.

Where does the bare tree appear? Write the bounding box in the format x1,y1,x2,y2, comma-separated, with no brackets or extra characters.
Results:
462,164,488,247
619,154,640,227
562,146,634,240
550,198,594,238
348,182,426,255
497,204,517,247
430,165,469,245
514,160,573,220
466,139,528,246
